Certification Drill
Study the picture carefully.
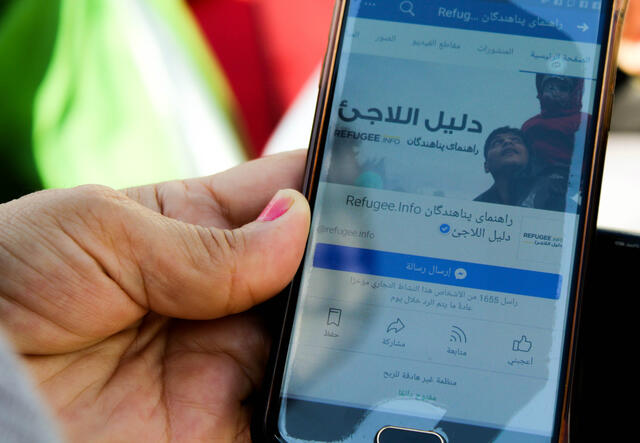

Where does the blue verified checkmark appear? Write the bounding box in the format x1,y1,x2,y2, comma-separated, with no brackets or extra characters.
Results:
439,223,451,234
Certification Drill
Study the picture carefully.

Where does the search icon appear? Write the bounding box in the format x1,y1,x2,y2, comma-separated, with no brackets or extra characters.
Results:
399,0,415,17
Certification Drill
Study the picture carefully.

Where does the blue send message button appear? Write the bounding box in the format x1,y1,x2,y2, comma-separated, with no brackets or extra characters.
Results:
313,243,561,300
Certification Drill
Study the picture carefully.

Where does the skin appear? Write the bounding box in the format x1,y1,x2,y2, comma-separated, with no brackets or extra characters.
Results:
484,133,529,175
484,133,530,204
540,78,572,112
0,150,311,442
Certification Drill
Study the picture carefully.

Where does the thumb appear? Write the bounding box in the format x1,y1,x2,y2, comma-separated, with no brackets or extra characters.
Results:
113,189,310,319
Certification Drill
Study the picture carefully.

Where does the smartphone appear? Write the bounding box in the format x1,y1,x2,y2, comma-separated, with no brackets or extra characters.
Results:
255,1,627,441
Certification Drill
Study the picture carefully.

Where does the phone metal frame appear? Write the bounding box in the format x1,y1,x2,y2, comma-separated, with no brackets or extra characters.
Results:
559,1,628,441
254,1,629,442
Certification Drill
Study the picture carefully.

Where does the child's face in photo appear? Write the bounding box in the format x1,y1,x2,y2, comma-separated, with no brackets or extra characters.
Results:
542,78,572,107
485,133,529,174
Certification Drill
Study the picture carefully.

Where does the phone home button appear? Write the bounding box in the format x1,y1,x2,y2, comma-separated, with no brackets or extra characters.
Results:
375,426,446,443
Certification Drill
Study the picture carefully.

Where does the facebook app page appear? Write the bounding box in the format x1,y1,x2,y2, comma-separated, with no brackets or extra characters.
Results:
279,1,605,441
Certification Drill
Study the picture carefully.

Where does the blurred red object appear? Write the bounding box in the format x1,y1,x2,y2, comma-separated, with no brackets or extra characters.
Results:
188,0,334,156
619,0,640,75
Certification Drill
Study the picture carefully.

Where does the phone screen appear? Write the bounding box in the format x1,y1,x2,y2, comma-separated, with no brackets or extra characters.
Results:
276,1,612,442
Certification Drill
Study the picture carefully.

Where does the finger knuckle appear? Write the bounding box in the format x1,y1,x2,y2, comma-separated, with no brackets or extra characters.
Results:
197,227,250,312
69,184,128,216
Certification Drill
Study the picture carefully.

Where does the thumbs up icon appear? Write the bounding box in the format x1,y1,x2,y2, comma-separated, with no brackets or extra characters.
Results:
512,335,532,352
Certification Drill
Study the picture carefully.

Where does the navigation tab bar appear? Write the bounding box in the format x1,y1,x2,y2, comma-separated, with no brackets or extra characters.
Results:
346,18,600,79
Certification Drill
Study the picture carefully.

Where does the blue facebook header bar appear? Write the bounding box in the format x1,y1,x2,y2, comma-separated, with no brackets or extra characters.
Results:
349,0,604,44
313,243,561,299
